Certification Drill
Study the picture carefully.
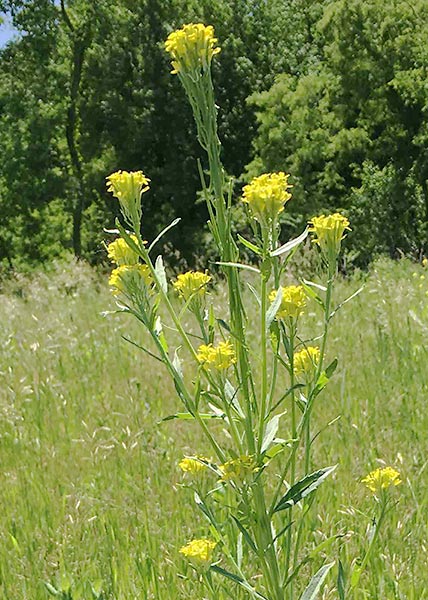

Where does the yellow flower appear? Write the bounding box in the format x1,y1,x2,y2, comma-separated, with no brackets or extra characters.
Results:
294,346,320,378
309,213,350,257
197,340,236,371
165,23,220,75
173,271,211,302
107,236,139,266
269,285,306,320
219,455,256,484
362,467,402,494
422,258,428,267
106,170,150,225
109,264,153,296
242,172,292,223
179,538,217,568
179,456,209,475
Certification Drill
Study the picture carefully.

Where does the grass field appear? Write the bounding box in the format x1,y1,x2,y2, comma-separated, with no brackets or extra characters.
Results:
0,257,426,599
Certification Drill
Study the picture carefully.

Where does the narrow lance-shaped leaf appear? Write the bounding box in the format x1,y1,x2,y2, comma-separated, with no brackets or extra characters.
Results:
274,466,337,513
210,565,269,600
300,562,335,600
270,227,309,257
266,286,283,330
155,255,167,293
148,217,181,252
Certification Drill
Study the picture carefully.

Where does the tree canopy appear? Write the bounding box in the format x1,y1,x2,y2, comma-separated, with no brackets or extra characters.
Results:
0,0,427,269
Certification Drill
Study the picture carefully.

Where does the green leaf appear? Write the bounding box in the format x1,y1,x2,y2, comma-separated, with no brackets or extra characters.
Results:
301,282,325,309
148,218,181,252
270,227,308,257
121,336,162,362
172,348,183,379
44,583,59,597
325,358,338,378
266,286,283,330
210,565,268,599
300,562,335,600
274,466,337,513
238,234,263,256
330,285,364,319
337,559,346,600
231,515,258,553
162,412,221,422
155,255,167,293
261,413,282,454
215,261,261,274
194,492,218,529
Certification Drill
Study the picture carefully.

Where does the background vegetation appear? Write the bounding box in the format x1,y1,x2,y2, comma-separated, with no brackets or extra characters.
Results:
1,0,427,269
0,257,426,598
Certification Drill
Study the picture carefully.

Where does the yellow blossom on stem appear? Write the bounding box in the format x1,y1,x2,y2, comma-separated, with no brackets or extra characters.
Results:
197,340,236,371
294,346,320,378
107,235,140,266
362,467,402,494
219,455,257,484
179,538,217,568
106,170,150,226
179,456,209,475
242,172,292,223
269,285,306,320
173,271,211,302
165,23,221,75
109,264,153,296
309,213,350,258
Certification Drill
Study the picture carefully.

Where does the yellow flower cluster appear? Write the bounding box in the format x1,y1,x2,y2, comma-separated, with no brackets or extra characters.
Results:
109,264,153,296
173,270,211,302
242,172,292,222
197,340,236,371
106,170,150,225
269,285,306,320
179,538,217,567
309,213,350,257
219,455,256,484
165,23,221,75
294,346,320,377
179,456,209,475
362,467,402,493
107,236,139,266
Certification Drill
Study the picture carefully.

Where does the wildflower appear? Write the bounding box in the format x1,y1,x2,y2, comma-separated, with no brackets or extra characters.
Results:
107,236,140,266
362,467,402,494
109,264,152,296
106,170,150,226
173,271,211,302
309,213,350,258
294,346,320,378
269,285,306,320
423,258,428,267
165,23,220,75
219,455,256,484
179,538,217,568
242,172,292,223
179,456,209,475
197,340,236,371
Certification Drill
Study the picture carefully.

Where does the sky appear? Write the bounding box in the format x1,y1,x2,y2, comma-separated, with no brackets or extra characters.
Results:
0,13,18,47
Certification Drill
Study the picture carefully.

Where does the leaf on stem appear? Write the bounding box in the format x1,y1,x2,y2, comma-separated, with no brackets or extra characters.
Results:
337,559,346,600
261,412,283,454
148,218,181,252
215,261,261,274
300,562,335,600
266,286,283,330
210,565,268,600
274,465,337,513
155,255,167,293
270,227,309,257
231,515,258,553
329,285,364,320
161,412,221,421
238,234,263,256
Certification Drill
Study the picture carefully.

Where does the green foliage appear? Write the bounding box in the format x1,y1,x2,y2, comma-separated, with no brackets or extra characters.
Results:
0,257,427,597
249,0,428,266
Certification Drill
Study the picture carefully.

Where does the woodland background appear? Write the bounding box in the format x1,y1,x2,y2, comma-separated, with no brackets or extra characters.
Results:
0,0,427,270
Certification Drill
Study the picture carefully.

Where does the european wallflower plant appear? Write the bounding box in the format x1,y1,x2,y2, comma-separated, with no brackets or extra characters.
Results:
103,22,391,600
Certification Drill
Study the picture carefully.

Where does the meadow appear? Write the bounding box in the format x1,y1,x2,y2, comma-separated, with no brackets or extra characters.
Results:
0,256,426,599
